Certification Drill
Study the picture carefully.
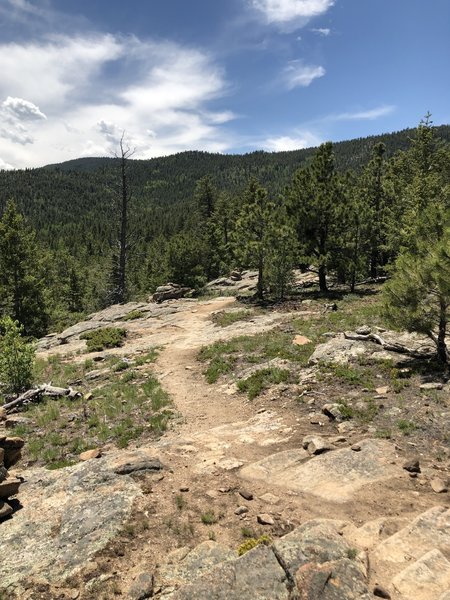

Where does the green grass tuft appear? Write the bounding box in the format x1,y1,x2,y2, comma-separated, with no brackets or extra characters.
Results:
80,327,127,352
237,367,290,400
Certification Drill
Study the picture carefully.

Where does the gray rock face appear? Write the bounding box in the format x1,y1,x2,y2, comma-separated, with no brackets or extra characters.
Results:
0,450,145,590
170,544,290,600
391,549,450,600
153,283,193,303
158,519,372,600
240,439,400,503
273,519,352,576
372,506,450,566
308,329,435,366
296,558,370,600
308,337,370,365
157,541,236,595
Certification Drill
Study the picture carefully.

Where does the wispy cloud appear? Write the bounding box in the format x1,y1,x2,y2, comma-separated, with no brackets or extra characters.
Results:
251,0,335,31
283,60,326,89
0,34,237,168
311,27,330,36
262,129,322,151
333,105,396,121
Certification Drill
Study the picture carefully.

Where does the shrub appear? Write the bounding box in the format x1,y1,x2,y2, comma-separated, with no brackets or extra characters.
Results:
201,511,218,525
81,327,126,352
237,535,272,556
0,316,35,394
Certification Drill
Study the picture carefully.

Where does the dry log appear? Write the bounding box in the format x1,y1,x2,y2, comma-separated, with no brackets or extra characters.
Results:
3,384,82,413
343,331,433,359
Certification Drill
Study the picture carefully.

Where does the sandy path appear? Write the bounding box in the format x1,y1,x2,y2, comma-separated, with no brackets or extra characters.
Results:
154,297,254,433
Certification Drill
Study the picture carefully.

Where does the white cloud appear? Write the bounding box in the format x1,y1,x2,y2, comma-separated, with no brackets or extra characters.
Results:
0,96,47,146
0,157,14,170
333,105,395,121
252,0,335,30
0,34,237,168
2,96,47,121
283,60,325,89
311,27,330,36
262,130,322,151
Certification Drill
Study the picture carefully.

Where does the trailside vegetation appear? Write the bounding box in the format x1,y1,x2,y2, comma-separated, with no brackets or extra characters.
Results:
0,118,449,362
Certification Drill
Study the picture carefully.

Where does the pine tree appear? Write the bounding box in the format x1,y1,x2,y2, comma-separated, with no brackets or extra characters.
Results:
234,179,275,300
0,316,35,393
195,176,216,221
288,142,342,292
0,200,48,337
385,114,450,258
359,142,388,277
382,220,450,363
265,199,297,300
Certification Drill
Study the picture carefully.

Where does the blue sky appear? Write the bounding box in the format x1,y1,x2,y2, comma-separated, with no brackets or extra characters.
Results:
0,0,449,169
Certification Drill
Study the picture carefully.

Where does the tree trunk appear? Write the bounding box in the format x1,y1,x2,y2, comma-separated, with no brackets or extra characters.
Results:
257,253,264,300
437,299,448,363
117,150,128,304
318,265,327,293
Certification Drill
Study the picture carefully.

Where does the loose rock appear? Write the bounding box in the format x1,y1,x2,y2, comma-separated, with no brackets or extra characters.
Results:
373,585,391,598
128,572,154,600
257,514,275,526
0,501,13,519
302,435,332,455
430,478,448,493
79,448,102,461
402,459,420,473
239,489,253,501
235,506,249,516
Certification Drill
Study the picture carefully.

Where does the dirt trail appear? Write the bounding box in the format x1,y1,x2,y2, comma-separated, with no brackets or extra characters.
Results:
151,297,296,474
154,297,253,432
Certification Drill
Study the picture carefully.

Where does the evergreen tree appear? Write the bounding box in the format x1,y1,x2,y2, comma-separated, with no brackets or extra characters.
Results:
359,142,388,277
382,220,450,363
0,200,48,337
235,179,275,299
0,316,35,393
288,142,342,292
195,176,216,221
385,114,450,257
214,191,238,272
265,199,297,300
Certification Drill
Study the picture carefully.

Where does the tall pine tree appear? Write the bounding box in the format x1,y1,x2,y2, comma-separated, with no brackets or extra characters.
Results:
0,200,48,337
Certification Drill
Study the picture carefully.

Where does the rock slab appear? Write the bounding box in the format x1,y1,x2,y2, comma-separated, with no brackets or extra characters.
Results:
0,450,145,590
240,439,400,503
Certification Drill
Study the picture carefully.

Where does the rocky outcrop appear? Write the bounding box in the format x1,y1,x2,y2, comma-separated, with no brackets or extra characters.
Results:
0,432,25,520
151,509,450,600
153,283,193,303
0,449,162,593
36,301,162,351
153,519,372,599
240,439,400,503
309,328,436,366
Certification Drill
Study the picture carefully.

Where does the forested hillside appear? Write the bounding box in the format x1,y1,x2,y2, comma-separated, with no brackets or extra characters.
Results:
0,120,449,343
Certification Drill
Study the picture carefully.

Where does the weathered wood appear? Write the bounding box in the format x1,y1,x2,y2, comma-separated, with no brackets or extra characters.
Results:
343,331,432,359
2,384,82,413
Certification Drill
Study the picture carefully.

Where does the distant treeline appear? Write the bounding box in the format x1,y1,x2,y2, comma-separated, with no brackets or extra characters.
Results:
0,121,449,337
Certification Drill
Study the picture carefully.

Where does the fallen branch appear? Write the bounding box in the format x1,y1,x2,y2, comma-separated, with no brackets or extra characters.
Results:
343,331,433,359
3,384,82,413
